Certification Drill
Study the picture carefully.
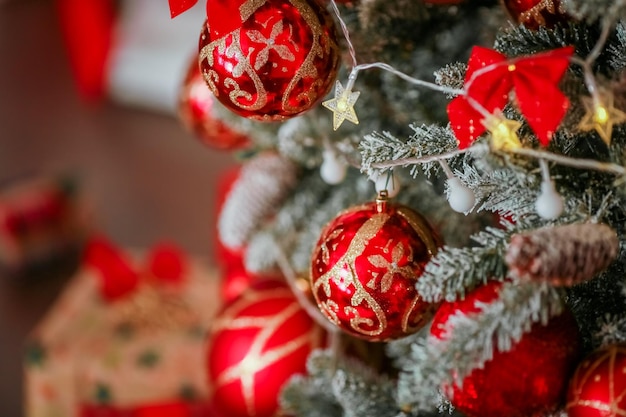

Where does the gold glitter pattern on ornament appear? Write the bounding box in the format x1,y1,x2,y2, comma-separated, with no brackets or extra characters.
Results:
396,206,440,255
199,0,339,121
210,287,323,417
519,0,565,26
280,0,336,114
313,214,390,337
247,20,297,71
239,0,266,22
566,344,626,416
367,240,414,293
396,205,440,333
199,30,267,112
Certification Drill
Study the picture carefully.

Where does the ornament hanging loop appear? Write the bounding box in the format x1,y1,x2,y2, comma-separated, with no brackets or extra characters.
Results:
376,190,389,213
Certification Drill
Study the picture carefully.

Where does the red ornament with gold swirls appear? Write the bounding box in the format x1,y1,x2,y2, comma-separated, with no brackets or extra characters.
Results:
431,281,582,417
566,343,626,417
178,55,250,150
198,0,340,121
503,0,570,29
207,280,326,417
310,194,441,342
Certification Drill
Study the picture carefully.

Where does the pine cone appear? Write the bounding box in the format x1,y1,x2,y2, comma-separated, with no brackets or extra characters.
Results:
505,223,619,286
218,153,298,250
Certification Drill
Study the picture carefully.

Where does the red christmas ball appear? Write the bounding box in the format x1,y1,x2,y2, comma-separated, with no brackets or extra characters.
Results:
178,55,250,150
207,280,326,417
566,343,626,417
310,196,441,342
198,0,340,121
431,281,581,417
503,0,570,29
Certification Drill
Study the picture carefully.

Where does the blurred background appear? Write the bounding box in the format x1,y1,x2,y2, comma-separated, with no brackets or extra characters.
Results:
0,0,236,415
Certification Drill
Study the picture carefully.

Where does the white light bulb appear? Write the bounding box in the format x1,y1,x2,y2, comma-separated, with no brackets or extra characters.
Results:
535,180,563,220
320,151,347,185
373,171,401,198
447,177,475,213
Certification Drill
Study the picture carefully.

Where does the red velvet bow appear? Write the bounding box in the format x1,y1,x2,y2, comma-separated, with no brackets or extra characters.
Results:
447,46,574,149
84,236,187,302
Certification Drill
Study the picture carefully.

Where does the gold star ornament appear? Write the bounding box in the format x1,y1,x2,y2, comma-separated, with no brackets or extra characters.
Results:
579,89,626,145
322,80,360,130
482,113,522,150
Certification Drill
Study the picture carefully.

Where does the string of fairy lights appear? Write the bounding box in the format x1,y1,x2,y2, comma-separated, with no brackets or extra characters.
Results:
322,3,626,220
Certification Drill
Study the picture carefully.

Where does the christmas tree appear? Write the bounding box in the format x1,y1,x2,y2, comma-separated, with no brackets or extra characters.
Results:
176,0,626,416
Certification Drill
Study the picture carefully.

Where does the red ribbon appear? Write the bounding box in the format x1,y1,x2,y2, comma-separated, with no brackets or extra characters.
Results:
447,46,574,148
168,0,199,18
84,236,187,302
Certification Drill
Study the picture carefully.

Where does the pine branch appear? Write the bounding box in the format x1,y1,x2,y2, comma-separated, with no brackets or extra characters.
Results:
289,174,374,272
281,378,343,417
563,0,626,23
245,171,332,273
433,63,466,98
359,125,459,178
457,163,537,220
416,228,509,303
566,255,626,350
281,350,399,417
360,131,415,176
593,312,626,347
406,125,461,177
396,281,564,412
494,21,626,75
332,366,398,417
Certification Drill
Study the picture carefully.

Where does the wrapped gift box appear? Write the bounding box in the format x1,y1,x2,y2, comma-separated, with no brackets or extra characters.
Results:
24,238,222,417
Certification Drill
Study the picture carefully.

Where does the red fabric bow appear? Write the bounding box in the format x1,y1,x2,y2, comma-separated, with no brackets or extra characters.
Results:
168,0,199,18
84,236,187,302
447,46,574,148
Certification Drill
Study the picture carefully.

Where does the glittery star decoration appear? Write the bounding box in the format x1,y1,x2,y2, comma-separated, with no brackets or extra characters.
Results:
579,89,626,145
322,80,360,130
482,113,522,150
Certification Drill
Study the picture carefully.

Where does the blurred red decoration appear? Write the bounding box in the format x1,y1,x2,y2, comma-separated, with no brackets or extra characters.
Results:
0,176,87,272
430,280,582,417
503,0,570,29
214,166,256,302
56,0,116,100
85,237,187,301
178,56,251,150
198,0,340,121
566,343,626,417
310,195,441,342
447,46,573,148
207,280,326,417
